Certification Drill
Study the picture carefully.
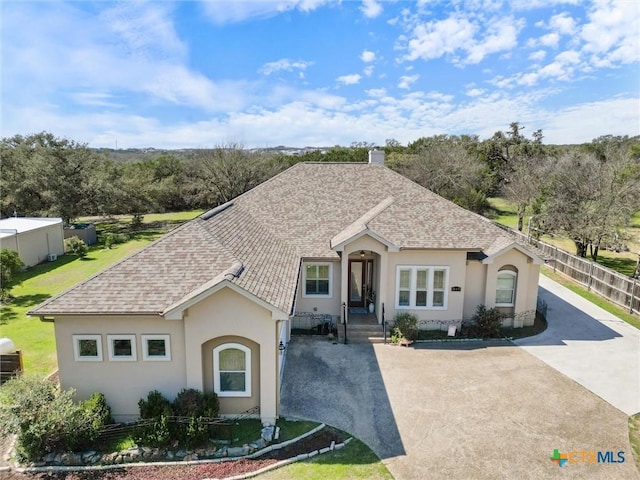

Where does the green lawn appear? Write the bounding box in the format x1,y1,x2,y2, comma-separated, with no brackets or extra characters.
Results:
630,413,640,472
1,210,203,378
258,438,393,480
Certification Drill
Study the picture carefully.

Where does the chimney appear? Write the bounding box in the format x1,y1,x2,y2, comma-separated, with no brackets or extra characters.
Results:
368,147,385,165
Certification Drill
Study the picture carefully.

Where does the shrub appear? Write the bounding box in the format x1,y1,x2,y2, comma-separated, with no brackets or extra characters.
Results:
65,236,88,258
138,390,173,419
103,233,129,249
182,417,210,449
393,312,418,341
0,376,111,461
173,388,219,419
470,305,504,338
135,415,171,448
83,392,113,429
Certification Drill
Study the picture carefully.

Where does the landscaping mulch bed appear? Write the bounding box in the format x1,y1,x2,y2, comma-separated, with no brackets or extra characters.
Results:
1,427,348,480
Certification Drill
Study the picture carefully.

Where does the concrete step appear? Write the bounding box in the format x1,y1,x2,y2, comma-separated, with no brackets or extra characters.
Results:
337,323,387,344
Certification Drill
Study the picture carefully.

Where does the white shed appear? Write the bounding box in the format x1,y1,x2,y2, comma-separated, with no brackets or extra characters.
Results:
0,217,65,267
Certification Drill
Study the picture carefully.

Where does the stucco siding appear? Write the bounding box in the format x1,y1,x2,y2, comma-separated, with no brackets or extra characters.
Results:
385,250,468,325
485,248,540,326
185,287,278,424
463,260,486,320
53,315,186,422
295,260,341,316
201,336,260,416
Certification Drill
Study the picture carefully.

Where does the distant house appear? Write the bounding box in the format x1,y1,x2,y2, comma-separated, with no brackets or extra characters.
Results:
64,223,97,246
0,217,64,267
29,151,543,425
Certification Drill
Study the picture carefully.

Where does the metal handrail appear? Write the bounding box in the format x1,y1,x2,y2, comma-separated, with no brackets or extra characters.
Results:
382,303,386,344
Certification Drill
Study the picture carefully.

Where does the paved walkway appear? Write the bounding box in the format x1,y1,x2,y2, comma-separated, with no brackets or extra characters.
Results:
281,337,639,479
516,275,640,416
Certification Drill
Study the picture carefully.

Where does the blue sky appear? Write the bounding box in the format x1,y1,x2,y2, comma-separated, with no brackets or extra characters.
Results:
1,0,638,148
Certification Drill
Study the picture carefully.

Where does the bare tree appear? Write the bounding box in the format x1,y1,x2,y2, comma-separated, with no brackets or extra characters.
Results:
541,142,640,260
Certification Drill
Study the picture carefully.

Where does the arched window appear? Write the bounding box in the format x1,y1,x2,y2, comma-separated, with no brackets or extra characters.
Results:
496,269,517,306
213,343,251,397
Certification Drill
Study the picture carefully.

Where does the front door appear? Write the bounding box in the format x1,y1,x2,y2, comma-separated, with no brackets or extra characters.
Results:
348,260,365,308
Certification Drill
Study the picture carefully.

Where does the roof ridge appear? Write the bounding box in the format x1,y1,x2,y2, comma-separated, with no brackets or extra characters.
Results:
28,220,199,315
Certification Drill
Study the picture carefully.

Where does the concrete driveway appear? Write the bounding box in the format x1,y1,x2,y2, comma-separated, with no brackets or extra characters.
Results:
281,337,639,479
515,275,640,416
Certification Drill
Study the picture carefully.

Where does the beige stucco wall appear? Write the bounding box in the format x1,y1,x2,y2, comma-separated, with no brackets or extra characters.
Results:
53,315,186,422
484,249,540,326
463,260,487,319
201,335,260,416
2,223,64,267
295,260,341,316
185,287,279,424
385,250,468,325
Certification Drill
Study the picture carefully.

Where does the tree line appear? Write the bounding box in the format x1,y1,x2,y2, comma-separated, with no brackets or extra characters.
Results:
1,127,639,262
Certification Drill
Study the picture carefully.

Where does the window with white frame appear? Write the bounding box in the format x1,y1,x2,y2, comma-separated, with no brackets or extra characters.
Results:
303,263,332,297
213,343,251,397
396,266,449,309
141,335,171,361
496,270,517,306
73,334,102,361
107,334,137,361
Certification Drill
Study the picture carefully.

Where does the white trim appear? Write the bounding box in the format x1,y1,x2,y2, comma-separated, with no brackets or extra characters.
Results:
331,229,400,253
213,343,252,397
496,270,517,306
395,266,449,310
482,242,545,265
107,334,137,362
73,334,102,362
141,334,171,361
302,262,333,298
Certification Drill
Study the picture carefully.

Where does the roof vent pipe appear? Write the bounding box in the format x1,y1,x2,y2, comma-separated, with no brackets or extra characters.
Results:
368,148,385,165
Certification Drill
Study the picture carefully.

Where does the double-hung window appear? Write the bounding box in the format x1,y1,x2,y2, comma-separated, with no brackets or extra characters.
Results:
303,263,332,297
213,343,251,397
496,271,517,306
396,266,448,309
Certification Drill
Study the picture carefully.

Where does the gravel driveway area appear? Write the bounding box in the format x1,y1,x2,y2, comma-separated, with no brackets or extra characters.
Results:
281,337,639,480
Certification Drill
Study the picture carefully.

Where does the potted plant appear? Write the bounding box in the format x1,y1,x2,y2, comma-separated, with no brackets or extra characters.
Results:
366,288,376,313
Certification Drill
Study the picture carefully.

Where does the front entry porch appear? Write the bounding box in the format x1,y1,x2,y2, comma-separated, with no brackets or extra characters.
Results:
338,312,385,344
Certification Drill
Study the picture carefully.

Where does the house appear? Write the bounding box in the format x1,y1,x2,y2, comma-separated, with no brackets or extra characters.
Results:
29,151,543,425
0,217,65,267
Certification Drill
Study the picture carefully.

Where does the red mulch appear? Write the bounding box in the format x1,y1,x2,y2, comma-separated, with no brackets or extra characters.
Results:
1,428,348,480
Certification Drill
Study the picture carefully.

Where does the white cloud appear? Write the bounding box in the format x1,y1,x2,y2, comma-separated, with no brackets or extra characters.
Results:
336,74,362,85
539,32,560,48
360,0,383,19
466,88,485,97
403,14,523,65
398,74,419,89
363,65,374,77
549,12,577,35
260,59,313,75
404,15,477,61
529,50,546,61
465,17,523,64
361,50,376,62
580,0,639,67
366,88,387,98
200,0,332,24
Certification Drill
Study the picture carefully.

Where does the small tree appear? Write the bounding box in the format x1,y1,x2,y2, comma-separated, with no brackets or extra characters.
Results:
65,236,88,258
0,248,24,299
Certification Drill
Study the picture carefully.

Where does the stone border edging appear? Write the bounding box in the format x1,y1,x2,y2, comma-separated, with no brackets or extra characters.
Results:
213,437,353,480
12,423,328,474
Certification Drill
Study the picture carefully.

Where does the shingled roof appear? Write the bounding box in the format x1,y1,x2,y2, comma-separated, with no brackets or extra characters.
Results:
30,161,531,317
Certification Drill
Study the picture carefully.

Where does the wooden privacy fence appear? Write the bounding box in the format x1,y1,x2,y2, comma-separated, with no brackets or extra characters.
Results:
0,350,23,385
506,228,640,316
